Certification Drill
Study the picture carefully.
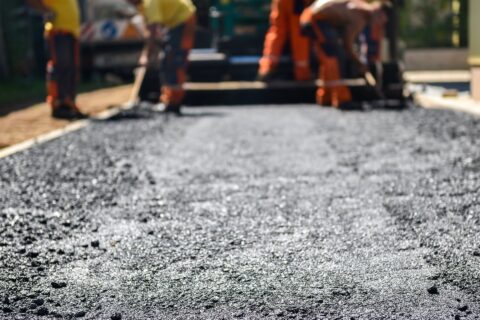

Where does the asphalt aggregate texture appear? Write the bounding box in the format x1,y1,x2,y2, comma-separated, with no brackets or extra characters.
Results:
1,104,480,319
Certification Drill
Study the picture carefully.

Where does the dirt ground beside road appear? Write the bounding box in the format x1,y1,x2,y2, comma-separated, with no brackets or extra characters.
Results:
0,85,131,149
1,105,480,319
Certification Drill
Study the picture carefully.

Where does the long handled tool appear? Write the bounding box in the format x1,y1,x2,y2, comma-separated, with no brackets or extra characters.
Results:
124,65,147,108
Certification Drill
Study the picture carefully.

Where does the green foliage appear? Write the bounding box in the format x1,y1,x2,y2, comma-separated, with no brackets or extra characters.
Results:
0,0,32,75
459,0,468,46
0,79,113,108
399,0,468,48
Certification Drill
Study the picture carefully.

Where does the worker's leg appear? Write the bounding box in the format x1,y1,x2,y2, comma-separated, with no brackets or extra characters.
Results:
258,0,289,79
288,0,311,81
161,15,196,112
317,54,352,108
46,32,78,109
363,22,384,63
361,22,385,90
300,10,351,107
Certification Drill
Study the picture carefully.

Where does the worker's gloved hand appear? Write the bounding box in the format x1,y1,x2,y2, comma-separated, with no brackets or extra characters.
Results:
354,61,368,77
139,52,149,66
300,22,315,37
139,48,160,67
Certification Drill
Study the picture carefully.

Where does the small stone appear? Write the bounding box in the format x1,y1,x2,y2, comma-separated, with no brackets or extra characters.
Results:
2,307,13,313
286,306,299,314
275,310,285,317
91,240,100,248
458,305,468,312
75,310,86,317
27,251,39,258
473,251,480,257
37,307,49,316
427,286,439,294
51,281,67,289
33,298,45,306
111,313,122,320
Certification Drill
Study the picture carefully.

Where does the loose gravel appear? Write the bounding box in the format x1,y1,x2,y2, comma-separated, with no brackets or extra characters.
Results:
1,105,480,319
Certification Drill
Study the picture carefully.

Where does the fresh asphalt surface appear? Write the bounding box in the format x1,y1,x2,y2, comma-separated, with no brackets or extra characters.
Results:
1,105,480,319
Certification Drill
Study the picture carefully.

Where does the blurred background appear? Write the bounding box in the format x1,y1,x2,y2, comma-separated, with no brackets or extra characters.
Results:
0,0,471,108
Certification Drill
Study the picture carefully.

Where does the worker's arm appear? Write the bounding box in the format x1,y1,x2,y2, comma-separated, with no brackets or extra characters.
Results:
27,0,55,20
343,23,366,75
139,23,164,66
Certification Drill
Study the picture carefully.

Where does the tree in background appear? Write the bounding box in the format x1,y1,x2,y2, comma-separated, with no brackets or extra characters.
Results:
0,0,46,80
459,0,468,47
399,0,468,48
0,14,8,79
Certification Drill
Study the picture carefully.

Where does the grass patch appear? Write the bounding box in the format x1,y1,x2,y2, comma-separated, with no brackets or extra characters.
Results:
0,78,114,109
0,79,45,108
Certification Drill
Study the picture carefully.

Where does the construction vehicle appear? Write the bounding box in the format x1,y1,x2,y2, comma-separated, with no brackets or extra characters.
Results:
183,0,407,108
77,0,405,108
78,0,144,78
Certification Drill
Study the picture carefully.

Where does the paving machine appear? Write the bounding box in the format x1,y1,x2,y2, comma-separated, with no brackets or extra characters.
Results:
138,0,407,108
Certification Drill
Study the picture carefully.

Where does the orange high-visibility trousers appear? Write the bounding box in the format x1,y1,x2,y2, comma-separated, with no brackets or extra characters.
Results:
300,8,352,107
258,0,311,81
161,15,196,107
46,30,79,109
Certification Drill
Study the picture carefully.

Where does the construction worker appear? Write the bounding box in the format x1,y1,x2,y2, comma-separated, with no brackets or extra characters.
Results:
362,17,385,64
28,0,87,119
362,0,387,63
127,0,196,115
300,0,389,108
258,0,313,82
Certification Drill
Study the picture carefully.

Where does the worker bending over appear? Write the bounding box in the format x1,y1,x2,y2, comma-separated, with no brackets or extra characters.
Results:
258,0,313,81
300,0,389,108
128,0,196,115
28,0,86,119
362,0,387,64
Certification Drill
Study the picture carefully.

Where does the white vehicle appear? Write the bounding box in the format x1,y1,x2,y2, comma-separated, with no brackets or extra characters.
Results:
78,0,144,77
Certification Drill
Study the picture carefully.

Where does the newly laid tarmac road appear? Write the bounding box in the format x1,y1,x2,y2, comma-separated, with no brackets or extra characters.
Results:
1,105,480,319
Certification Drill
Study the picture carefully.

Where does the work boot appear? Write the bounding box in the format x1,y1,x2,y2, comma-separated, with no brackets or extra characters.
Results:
165,104,182,116
256,71,275,82
52,105,88,120
337,101,364,111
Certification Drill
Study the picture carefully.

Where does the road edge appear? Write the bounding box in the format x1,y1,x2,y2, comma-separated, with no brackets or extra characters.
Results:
0,104,132,160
